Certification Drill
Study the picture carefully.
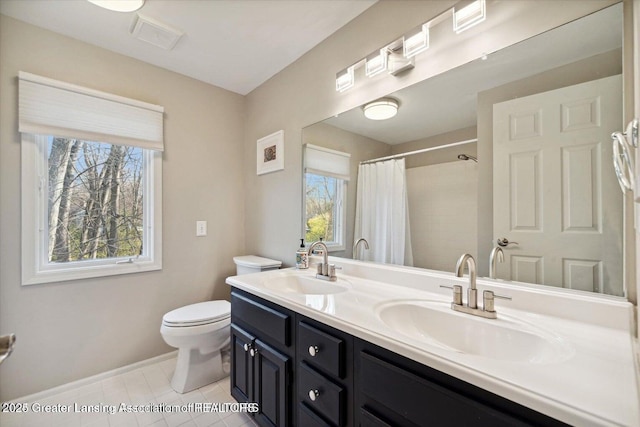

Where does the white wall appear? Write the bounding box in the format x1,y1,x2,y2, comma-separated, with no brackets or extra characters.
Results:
0,15,246,400
407,162,478,271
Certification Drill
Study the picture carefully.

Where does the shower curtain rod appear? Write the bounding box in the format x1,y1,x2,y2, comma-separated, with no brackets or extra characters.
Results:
359,138,478,165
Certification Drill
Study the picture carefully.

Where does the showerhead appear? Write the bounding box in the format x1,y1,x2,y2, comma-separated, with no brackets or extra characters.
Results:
457,154,478,163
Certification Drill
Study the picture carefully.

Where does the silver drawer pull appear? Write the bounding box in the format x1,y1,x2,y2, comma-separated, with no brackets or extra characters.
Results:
308,345,319,357
308,389,319,401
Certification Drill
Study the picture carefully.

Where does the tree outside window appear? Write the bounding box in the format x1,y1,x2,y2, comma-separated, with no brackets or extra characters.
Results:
47,137,144,263
305,173,344,246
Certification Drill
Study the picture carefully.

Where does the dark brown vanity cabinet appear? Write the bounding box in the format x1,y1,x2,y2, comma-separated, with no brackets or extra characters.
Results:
230,290,295,427
296,317,354,427
230,288,567,427
354,340,569,427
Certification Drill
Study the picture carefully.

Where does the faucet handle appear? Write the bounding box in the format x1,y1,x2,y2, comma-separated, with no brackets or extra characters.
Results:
440,284,463,305
482,290,512,313
328,264,342,277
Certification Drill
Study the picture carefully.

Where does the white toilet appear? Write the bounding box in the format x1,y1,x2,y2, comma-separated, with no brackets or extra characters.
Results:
160,255,281,394
161,300,231,393
233,255,282,275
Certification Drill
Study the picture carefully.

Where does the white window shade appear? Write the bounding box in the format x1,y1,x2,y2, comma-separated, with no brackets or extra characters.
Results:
304,144,351,181
19,71,164,151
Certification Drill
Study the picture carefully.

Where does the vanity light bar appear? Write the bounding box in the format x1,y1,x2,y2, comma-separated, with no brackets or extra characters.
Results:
453,0,486,33
335,0,486,92
403,24,430,59
335,66,355,92
365,49,389,78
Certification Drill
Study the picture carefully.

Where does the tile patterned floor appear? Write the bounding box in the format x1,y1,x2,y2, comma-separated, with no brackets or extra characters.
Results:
1,357,256,427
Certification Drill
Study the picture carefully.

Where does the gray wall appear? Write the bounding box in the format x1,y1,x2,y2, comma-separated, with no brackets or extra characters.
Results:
0,15,246,400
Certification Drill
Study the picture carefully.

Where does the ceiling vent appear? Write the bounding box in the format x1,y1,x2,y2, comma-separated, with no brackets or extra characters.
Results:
130,14,183,50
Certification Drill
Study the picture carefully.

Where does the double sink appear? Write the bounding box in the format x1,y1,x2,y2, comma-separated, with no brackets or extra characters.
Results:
259,271,573,365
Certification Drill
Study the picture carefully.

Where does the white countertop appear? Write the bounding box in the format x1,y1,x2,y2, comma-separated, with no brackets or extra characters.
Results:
226,258,640,427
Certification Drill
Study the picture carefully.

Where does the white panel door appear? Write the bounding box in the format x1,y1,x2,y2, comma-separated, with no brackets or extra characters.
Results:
493,75,623,294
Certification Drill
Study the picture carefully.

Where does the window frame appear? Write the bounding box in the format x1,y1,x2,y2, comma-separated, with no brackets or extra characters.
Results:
21,134,162,285
303,171,347,252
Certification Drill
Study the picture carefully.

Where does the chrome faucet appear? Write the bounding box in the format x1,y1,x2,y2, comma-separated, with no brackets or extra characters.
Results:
308,241,338,281
352,238,369,260
489,246,504,279
441,253,511,319
456,253,478,309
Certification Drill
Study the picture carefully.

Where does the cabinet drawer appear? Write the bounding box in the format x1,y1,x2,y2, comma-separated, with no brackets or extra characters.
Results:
359,351,531,427
298,321,344,378
299,403,332,427
359,408,393,427
299,362,345,427
231,291,291,347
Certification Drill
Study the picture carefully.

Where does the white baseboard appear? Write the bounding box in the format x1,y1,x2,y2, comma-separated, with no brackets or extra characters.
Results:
9,351,177,403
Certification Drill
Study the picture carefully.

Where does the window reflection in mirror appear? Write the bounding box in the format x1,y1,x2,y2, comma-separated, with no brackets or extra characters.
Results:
305,173,346,249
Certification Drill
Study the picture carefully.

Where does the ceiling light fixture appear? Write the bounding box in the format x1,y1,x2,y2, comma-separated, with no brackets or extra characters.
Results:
87,0,145,12
453,0,486,33
403,24,430,58
363,98,399,120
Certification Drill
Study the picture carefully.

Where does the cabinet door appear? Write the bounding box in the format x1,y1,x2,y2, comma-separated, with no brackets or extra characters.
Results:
230,324,255,403
253,339,292,427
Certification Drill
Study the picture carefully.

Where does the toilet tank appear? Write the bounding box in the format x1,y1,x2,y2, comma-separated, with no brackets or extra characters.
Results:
233,255,282,275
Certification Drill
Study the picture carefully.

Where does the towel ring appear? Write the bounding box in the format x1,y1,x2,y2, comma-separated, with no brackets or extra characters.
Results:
612,130,635,193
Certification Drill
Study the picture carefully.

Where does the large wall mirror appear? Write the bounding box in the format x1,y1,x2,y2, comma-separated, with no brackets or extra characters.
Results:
302,3,626,297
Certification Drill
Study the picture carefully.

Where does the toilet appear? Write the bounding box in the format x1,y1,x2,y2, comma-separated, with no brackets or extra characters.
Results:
160,300,231,393
233,255,282,275
160,255,281,393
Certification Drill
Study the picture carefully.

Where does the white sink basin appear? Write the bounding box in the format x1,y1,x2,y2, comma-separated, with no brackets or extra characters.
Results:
263,274,349,295
376,300,574,364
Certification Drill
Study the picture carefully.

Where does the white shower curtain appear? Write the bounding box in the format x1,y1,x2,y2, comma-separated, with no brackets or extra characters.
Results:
354,159,413,266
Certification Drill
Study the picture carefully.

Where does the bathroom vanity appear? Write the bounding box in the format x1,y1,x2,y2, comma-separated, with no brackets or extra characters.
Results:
226,258,640,427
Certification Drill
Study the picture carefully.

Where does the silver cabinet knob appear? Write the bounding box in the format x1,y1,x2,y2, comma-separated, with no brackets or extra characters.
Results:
308,389,319,401
308,345,319,357
243,343,250,352
250,348,258,357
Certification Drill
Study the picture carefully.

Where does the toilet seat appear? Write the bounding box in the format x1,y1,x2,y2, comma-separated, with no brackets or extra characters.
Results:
162,301,230,327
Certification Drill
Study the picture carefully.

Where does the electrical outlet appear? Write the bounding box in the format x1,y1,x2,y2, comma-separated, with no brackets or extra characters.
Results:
196,221,207,237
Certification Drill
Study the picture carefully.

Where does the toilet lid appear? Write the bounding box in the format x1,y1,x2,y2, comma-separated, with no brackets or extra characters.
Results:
162,300,230,327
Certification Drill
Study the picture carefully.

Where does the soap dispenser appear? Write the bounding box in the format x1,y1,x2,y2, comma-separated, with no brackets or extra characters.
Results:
296,239,309,269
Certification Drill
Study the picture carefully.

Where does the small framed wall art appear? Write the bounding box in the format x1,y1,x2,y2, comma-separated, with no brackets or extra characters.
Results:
256,130,284,175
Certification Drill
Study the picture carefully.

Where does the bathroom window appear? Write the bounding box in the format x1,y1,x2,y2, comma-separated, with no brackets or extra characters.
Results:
19,72,163,285
303,144,350,251
304,173,346,250
21,135,162,285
